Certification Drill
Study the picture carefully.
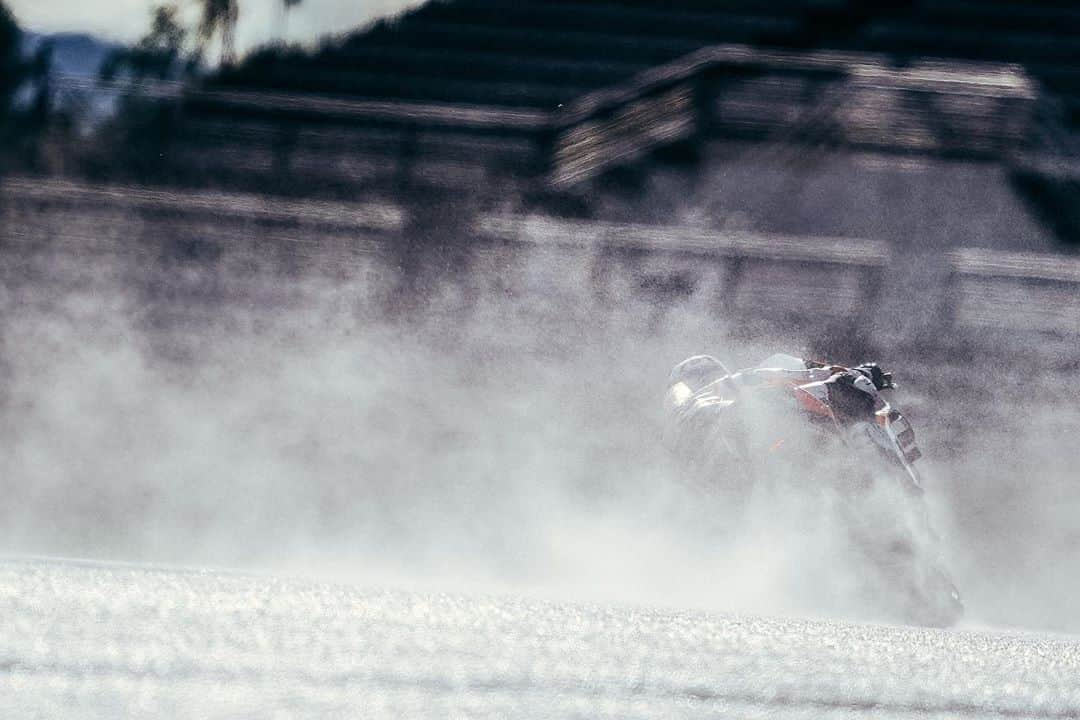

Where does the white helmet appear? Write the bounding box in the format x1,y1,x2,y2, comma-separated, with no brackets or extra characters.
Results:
667,355,730,394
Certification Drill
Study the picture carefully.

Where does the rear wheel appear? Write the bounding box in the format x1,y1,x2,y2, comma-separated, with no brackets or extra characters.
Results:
838,467,964,628
859,540,964,627
907,563,965,628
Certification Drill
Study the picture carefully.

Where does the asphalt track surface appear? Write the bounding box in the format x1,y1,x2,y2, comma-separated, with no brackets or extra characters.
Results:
2,558,1078,719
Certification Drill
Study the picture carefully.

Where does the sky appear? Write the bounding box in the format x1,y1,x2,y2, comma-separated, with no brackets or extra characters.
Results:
7,0,428,52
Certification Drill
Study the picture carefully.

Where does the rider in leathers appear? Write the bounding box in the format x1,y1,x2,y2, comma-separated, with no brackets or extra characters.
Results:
663,353,919,496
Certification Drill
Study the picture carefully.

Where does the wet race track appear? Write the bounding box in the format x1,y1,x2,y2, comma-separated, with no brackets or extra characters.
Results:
2,558,1078,719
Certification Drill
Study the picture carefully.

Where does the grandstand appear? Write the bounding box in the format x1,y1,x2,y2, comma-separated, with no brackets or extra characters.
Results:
169,0,1080,250
209,1,1080,120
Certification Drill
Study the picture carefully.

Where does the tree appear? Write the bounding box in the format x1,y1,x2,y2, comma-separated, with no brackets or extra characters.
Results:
94,4,196,183
0,2,57,170
101,4,192,82
202,0,302,61
0,1,26,135
198,0,238,67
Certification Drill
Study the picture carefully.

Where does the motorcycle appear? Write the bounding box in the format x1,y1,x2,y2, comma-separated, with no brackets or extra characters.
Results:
666,354,964,627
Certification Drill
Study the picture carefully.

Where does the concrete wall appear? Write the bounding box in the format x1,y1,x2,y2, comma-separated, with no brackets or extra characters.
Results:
694,144,1056,253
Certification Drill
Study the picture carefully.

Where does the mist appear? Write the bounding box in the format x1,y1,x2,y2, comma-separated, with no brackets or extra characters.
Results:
2,211,1079,633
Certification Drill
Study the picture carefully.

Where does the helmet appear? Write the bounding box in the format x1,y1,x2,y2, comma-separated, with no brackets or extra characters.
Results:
667,355,730,394
853,362,895,390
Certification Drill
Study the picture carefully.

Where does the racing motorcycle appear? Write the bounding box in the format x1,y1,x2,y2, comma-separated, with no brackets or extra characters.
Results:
666,353,964,627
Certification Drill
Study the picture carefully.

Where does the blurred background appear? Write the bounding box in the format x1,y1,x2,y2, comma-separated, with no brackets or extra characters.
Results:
1,0,1078,631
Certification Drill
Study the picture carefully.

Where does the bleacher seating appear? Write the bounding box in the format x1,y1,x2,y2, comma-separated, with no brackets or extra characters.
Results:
178,0,1080,240
210,0,819,109
201,0,1080,131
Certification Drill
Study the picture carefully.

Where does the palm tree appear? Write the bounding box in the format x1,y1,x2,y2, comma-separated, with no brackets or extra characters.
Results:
198,0,238,66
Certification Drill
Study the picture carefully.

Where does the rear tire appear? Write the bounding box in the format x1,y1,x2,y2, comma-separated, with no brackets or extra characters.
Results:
908,563,965,628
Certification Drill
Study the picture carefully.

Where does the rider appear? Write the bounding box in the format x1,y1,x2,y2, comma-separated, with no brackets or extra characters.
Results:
663,353,917,483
